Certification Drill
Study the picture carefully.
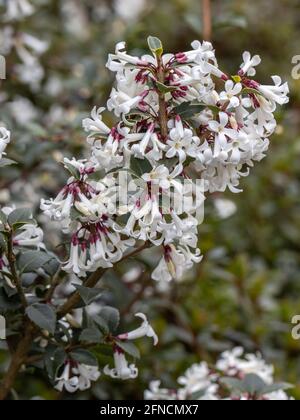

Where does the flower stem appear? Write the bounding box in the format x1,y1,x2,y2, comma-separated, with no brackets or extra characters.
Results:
157,55,169,140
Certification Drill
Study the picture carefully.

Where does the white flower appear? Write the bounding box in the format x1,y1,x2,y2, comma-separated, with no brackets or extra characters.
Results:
152,244,201,284
82,107,111,136
114,0,146,22
13,224,45,249
0,127,11,159
145,381,178,400
216,347,274,384
4,0,34,21
214,198,237,219
257,76,289,106
178,362,216,397
117,312,158,345
166,117,200,162
55,361,100,393
209,112,238,158
104,347,138,380
219,80,242,109
239,51,261,77
107,42,149,72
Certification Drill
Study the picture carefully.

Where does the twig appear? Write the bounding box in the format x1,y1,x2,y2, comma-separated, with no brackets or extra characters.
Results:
57,242,150,319
0,322,36,400
202,0,212,41
7,230,27,309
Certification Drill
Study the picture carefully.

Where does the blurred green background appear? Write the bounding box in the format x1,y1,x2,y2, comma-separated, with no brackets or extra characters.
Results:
1,0,300,400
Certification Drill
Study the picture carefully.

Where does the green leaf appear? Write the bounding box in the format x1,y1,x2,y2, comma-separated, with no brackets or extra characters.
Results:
220,377,245,392
130,156,152,177
26,303,57,334
221,374,267,396
93,314,109,334
17,251,53,274
79,328,103,344
115,340,140,359
147,36,163,57
64,162,80,180
0,158,17,168
243,374,266,395
42,256,60,276
45,347,67,380
70,349,98,366
174,102,219,119
262,382,293,395
8,208,33,227
156,81,178,94
98,306,120,333
73,284,103,305
0,210,7,225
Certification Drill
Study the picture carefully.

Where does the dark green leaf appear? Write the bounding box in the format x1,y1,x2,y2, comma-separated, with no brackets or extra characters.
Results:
130,156,152,177
0,158,17,168
156,81,178,94
74,284,103,305
17,251,53,273
70,349,98,366
115,340,140,359
26,303,57,334
79,328,103,344
98,306,120,333
8,208,33,227
64,162,80,180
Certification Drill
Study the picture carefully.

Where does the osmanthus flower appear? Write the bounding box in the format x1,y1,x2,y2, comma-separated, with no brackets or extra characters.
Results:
104,345,138,380
219,80,242,109
3,0,34,21
216,347,274,384
145,347,293,401
239,51,261,77
166,116,200,162
82,107,111,137
177,363,218,400
1,206,45,250
43,37,289,295
54,360,100,393
208,112,238,158
13,224,44,249
117,313,158,345
63,217,135,277
152,244,202,284
0,4,49,91
104,313,157,380
144,380,178,400
41,158,99,225
0,127,11,159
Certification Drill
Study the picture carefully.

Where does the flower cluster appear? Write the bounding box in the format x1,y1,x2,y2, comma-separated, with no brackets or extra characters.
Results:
55,361,101,394
145,347,293,400
0,0,49,90
54,312,157,391
42,38,288,289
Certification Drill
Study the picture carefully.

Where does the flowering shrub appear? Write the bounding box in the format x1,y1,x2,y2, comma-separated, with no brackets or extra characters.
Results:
145,347,293,400
0,29,289,400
